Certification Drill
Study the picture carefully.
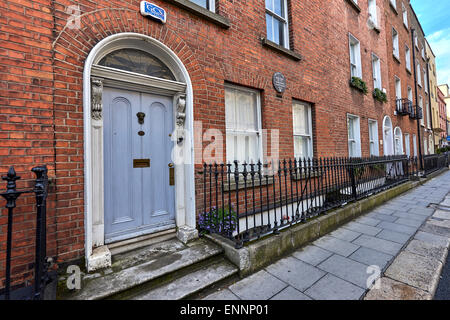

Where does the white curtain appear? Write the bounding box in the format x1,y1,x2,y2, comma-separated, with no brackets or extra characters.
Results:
226,87,260,167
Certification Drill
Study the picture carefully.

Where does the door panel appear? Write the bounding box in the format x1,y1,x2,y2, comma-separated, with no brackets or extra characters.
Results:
104,87,175,243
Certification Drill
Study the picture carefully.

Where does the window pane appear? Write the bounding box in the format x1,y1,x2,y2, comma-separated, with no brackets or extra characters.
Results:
272,17,281,45
225,87,261,165
293,103,310,135
274,0,284,17
266,14,273,42
265,0,273,12
99,48,175,80
190,0,208,9
294,136,310,159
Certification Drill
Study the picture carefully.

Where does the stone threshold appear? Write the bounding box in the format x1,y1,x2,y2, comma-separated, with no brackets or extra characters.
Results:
206,169,450,277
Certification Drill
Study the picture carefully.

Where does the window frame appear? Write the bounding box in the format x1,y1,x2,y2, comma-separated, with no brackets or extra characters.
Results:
412,134,417,157
392,27,400,59
265,0,290,49
224,83,263,167
349,33,362,78
189,0,216,12
292,100,314,159
368,0,379,28
347,114,362,158
368,119,379,156
372,53,382,90
405,45,411,71
404,133,411,157
402,3,408,28
395,76,402,100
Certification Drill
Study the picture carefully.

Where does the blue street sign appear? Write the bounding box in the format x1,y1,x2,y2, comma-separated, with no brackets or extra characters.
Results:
140,1,166,24
447,136,450,142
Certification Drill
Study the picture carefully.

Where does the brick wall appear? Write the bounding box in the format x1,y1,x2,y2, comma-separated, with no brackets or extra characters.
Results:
0,0,433,287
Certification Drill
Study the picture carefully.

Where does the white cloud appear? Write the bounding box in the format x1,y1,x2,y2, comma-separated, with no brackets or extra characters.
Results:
427,28,450,85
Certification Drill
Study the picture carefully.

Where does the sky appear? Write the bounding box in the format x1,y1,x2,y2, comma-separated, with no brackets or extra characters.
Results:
410,0,450,86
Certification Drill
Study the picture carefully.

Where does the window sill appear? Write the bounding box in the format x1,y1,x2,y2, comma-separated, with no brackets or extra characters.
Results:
223,176,275,192
162,0,230,29
390,3,398,15
261,38,302,61
404,23,409,31
393,54,401,64
371,25,381,34
406,68,412,75
345,0,361,13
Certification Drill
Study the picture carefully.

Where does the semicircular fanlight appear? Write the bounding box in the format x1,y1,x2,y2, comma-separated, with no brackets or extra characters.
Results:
98,48,176,81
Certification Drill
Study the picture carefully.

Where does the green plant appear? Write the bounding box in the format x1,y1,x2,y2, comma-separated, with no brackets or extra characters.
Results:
373,88,387,103
350,77,368,94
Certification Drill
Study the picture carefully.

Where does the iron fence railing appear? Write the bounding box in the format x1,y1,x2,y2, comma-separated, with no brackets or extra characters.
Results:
396,98,412,116
0,166,51,300
198,156,419,248
424,152,450,175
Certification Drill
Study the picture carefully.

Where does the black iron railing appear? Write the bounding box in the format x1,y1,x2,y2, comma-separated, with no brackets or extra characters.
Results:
199,156,419,248
0,166,51,300
409,104,424,120
423,152,450,175
396,99,412,116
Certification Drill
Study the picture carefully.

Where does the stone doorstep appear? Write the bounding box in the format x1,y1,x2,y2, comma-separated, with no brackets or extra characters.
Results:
132,257,238,300
60,238,224,300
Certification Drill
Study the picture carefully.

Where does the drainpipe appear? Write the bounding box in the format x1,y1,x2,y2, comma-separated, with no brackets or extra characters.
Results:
411,28,424,172
426,58,434,153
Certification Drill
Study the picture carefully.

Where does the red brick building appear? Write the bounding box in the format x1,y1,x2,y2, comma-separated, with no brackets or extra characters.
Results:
0,0,434,287
437,86,448,147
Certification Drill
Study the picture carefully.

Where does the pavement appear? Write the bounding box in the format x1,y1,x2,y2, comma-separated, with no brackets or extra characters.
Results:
203,170,450,300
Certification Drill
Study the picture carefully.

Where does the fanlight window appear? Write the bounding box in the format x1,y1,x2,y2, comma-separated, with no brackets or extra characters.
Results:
98,48,175,81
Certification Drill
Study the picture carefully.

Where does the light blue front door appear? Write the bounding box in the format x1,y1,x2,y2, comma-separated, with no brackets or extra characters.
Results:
103,87,175,243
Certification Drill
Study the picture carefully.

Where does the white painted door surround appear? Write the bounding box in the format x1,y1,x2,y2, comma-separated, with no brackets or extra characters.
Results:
83,33,197,271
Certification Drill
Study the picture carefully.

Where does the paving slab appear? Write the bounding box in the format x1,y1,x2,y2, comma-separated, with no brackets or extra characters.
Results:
354,216,381,227
364,277,432,300
270,286,312,300
349,247,393,269
366,212,397,223
377,221,417,235
392,211,428,222
313,235,360,257
204,289,240,300
328,228,362,242
352,234,403,256
407,207,434,216
376,229,411,245
265,256,326,292
420,221,450,238
385,251,443,293
228,270,287,300
394,218,424,228
414,231,450,248
292,245,333,266
305,274,365,300
342,221,382,236
432,210,450,220
405,239,448,263
317,254,371,289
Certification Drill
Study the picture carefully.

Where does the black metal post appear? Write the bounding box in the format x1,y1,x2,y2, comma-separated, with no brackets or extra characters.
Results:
32,166,48,300
1,167,21,300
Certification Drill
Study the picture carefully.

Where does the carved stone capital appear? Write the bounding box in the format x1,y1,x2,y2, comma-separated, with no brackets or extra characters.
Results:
91,78,103,121
176,94,186,127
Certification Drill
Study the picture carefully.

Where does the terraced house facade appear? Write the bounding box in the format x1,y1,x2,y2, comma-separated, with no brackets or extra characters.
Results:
0,0,437,291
